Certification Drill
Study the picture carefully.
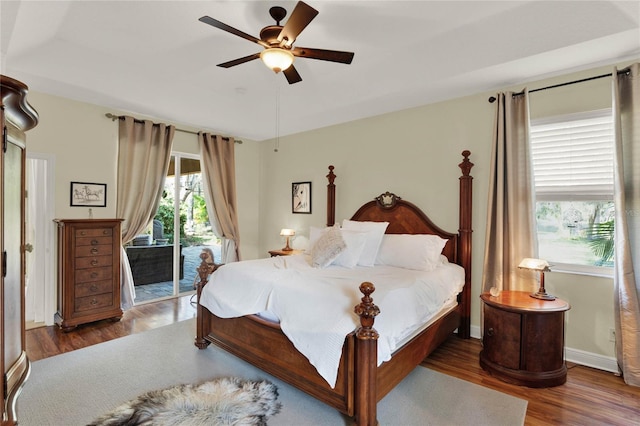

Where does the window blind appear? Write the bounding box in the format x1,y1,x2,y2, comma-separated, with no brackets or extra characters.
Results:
530,110,613,201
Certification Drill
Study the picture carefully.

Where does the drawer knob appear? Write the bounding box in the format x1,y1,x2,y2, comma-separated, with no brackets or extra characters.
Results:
91,259,99,266
90,285,98,292
91,298,98,305
486,327,495,337
91,248,99,254
91,272,98,278
80,231,87,236
103,230,109,235
91,239,99,245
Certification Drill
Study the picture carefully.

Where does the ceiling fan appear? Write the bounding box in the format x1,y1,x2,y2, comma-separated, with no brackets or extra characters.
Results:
199,1,354,84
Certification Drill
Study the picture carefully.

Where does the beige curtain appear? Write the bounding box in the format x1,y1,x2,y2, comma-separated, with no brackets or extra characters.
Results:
117,116,174,309
612,63,640,386
198,133,240,263
482,90,538,293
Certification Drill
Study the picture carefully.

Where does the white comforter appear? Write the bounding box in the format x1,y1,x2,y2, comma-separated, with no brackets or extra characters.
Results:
199,254,464,388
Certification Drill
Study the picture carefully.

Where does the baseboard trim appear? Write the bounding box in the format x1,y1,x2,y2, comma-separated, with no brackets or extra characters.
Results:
470,324,481,340
470,324,620,374
565,347,620,374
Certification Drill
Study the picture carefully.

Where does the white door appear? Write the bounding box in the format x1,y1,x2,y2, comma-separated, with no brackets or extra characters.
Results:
25,153,56,327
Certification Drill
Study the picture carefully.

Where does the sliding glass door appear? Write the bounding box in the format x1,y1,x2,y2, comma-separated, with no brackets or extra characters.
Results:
131,153,219,303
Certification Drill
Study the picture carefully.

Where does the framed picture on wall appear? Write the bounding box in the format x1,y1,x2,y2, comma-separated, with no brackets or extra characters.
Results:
70,181,107,207
292,182,311,214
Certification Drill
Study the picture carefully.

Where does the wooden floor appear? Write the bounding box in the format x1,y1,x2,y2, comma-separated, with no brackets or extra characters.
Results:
26,295,640,425
422,335,640,425
25,295,197,361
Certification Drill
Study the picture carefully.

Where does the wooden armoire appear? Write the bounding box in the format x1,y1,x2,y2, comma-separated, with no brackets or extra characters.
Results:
1,75,39,424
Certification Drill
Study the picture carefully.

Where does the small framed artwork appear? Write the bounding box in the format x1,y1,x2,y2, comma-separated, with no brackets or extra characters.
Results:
70,181,107,207
292,181,311,214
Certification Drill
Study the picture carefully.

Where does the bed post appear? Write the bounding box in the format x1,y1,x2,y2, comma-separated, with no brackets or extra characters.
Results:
354,282,380,426
458,150,474,339
194,249,219,349
327,165,336,226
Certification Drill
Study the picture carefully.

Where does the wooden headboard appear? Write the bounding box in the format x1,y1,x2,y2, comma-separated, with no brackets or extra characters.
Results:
350,192,459,264
325,151,474,337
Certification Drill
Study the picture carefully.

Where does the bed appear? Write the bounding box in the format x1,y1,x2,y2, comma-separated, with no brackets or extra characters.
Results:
194,150,474,425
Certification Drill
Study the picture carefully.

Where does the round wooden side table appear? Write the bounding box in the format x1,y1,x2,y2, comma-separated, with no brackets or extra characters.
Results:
479,291,570,387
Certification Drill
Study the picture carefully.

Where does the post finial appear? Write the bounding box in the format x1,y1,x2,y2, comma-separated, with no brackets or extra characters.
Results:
459,150,474,176
354,282,380,340
327,165,336,185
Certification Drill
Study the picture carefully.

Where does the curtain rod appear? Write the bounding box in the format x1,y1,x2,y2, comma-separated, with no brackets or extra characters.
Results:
104,113,242,144
487,68,631,103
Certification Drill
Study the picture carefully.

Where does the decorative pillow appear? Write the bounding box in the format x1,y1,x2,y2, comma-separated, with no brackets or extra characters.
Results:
375,234,448,271
311,225,346,268
341,220,389,267
333,230,368,268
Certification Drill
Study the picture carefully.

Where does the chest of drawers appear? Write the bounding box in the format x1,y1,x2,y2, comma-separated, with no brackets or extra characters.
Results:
54,219,124,331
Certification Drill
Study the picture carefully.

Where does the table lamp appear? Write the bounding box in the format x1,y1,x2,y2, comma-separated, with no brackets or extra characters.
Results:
518,258,555,300
280,228,295,251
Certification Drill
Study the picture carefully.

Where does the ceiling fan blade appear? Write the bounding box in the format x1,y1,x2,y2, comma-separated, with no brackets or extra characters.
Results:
277,2,318,47
199,16,269,48
292,47,354,64
217,52,261,68
283,65,303,84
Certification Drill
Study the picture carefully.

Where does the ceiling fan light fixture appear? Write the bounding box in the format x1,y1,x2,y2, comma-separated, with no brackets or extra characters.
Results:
260,48,294,73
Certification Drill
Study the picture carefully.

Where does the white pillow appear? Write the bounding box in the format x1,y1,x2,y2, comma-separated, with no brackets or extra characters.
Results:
375,234,448,271
311,225,346,268
333,230,368,268
341,220,389,267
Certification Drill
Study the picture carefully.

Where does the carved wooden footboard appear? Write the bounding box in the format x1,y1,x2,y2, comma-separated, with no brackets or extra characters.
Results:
195,151,474,425
195,277,381,423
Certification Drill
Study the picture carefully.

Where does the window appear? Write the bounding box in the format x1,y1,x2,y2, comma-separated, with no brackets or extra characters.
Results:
530,109,614,275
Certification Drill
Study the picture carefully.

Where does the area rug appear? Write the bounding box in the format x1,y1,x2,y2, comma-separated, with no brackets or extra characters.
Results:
87,377,280,426
18,319,527,425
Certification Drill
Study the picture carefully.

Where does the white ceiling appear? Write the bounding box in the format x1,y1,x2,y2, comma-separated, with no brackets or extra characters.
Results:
1,1,639,141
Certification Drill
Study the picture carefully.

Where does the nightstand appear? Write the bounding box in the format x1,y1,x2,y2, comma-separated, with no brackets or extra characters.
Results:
479,291,570,387
268,249,304,257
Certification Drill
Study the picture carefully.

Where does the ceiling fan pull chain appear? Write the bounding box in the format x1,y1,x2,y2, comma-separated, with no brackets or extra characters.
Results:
274,77,280,153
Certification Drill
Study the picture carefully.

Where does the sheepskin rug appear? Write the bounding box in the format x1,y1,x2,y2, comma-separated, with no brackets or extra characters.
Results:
88,377,281,426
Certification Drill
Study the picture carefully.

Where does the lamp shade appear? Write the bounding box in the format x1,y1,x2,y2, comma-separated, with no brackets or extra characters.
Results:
260,48,294,73
518,258,550,271
280,228,295,237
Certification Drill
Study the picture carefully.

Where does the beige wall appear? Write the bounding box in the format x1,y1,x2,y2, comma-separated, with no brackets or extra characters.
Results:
257,59,637,367
25,92,261,260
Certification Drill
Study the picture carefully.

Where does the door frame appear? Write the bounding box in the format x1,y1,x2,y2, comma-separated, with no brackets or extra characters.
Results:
25,152,56,326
